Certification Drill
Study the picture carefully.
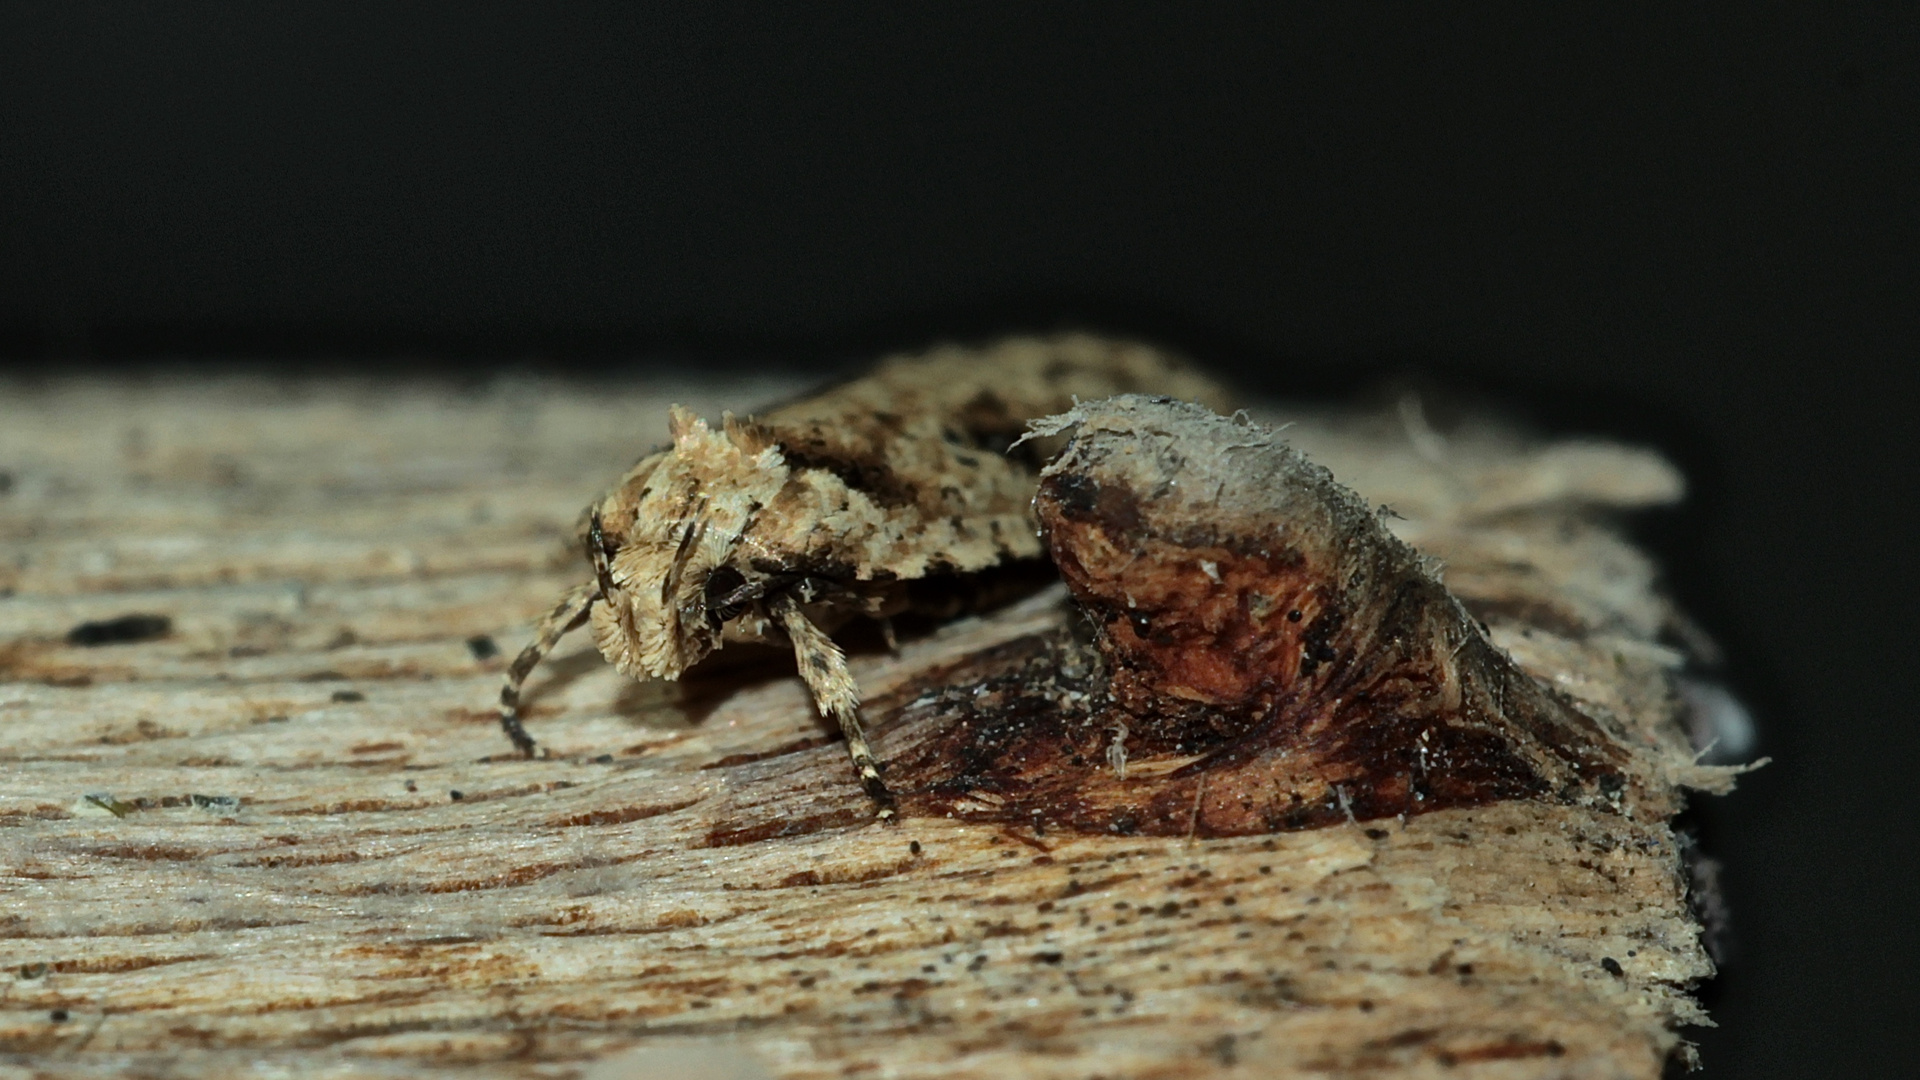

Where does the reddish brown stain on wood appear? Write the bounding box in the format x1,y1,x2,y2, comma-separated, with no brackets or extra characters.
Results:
547,798,703,829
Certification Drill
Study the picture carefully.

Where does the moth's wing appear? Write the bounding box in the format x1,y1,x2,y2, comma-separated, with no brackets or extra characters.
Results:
740,335,1229,583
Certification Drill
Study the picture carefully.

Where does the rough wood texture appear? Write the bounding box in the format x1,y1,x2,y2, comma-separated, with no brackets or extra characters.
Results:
0,358,1734,1078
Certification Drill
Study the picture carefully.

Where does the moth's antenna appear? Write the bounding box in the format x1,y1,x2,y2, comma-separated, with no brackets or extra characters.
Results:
587,509,618,597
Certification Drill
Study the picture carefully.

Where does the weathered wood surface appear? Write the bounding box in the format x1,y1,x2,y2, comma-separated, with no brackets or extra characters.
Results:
0,359,1731,1078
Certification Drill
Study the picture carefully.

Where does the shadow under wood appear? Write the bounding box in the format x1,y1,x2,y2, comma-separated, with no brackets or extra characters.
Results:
516,645,611,709
664,562,1063,729
655,643,797,726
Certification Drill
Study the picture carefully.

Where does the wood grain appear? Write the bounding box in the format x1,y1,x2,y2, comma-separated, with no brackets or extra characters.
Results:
0,361,1736,1078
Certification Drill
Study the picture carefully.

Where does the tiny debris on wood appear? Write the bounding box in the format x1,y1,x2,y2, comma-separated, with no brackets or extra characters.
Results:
0,337,1749,1079
64,613,172,646
70,794,133,819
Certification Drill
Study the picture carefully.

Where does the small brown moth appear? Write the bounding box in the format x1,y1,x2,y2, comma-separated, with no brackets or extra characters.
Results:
499,336,1229,818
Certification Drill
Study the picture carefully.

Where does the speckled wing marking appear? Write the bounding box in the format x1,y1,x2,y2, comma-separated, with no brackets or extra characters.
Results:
498,334,1231,816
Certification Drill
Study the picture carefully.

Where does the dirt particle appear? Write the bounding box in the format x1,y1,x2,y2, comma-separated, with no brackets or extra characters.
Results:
330,690,366,703
66,614,171,646
449,790,465,802
909,840,922,856
466,635,500,661
1601,956,1624,977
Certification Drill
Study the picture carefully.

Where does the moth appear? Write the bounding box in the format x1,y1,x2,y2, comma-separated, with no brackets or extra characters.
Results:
499,335,1230,818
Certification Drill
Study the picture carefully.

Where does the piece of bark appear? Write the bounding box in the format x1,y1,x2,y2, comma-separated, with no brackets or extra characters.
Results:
0,352,1739,1078
866,396,1663,839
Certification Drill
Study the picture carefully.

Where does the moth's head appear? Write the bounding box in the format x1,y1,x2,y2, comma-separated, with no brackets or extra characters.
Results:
586,407,790,681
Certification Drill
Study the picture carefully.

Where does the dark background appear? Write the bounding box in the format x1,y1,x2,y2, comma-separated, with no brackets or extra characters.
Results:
3,5,1914,1073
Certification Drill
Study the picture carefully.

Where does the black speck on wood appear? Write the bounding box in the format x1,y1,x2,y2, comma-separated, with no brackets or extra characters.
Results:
67,614,172,646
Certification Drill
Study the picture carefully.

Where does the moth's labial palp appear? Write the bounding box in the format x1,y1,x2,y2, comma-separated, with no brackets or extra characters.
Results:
702,566,751,628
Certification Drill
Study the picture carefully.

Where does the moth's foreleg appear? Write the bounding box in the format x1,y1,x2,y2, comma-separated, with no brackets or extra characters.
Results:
498,581,599,757
770,594,897,821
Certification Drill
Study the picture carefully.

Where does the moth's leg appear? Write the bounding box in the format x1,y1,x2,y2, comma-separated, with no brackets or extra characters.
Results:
769,594,897,821
498,581,599,757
